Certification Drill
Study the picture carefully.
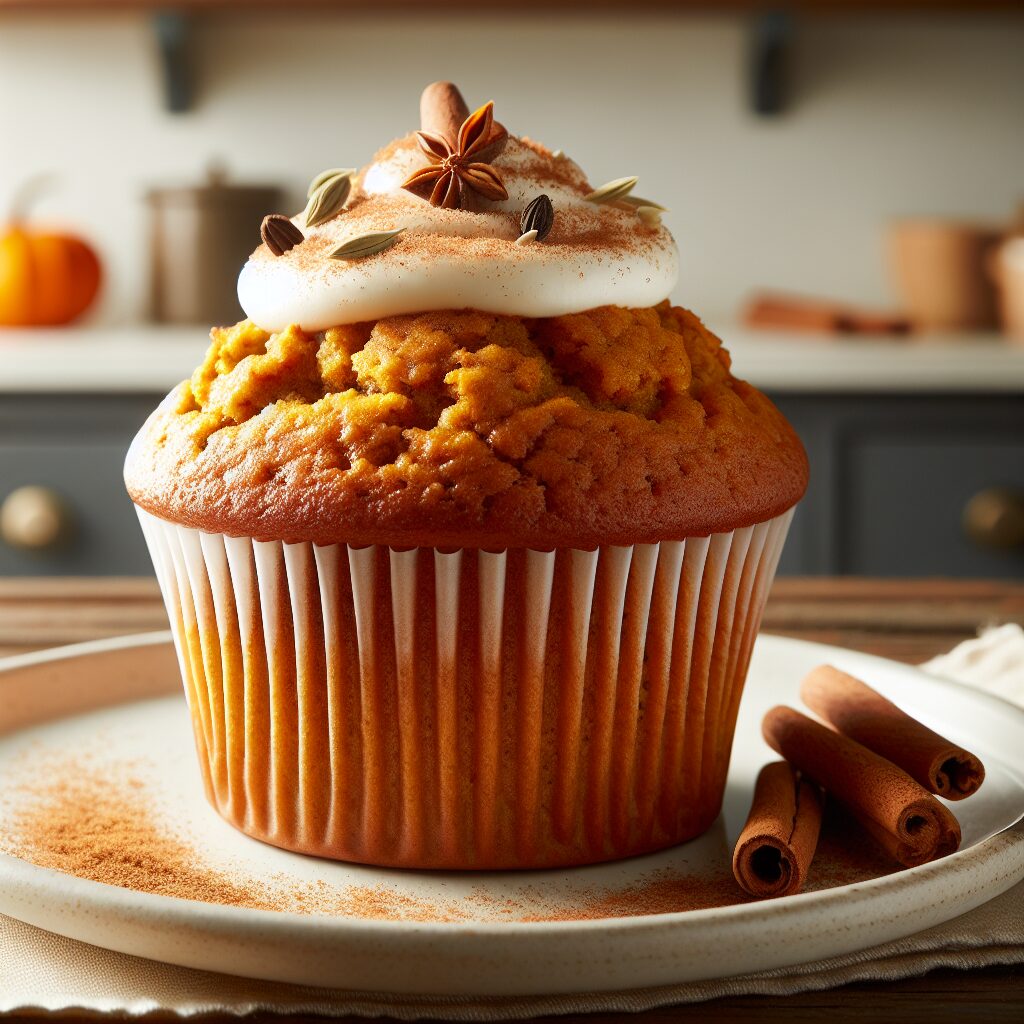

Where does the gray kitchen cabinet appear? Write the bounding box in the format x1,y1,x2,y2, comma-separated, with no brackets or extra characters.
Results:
0,391,1022,578
0,396,155,576
773,394,1024,579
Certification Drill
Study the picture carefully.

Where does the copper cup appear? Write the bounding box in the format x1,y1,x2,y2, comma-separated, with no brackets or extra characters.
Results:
888,220,1001,331
991,235,1024,343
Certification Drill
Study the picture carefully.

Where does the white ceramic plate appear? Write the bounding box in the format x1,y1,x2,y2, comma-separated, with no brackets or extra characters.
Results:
0,632,1022,996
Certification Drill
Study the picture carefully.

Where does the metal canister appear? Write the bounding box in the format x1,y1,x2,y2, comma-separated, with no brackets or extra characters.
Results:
147,165,281,325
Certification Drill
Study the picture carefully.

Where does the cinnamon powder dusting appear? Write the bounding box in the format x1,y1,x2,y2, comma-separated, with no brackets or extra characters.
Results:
511,871,751,921
0,757,468,922
1,755,897,923
7,773,279,910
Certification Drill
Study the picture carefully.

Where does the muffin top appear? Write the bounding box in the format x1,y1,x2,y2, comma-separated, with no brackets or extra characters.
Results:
125,303,806,548
125,84,807,548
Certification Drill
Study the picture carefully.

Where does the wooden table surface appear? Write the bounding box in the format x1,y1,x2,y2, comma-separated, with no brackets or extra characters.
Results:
1,576,1022,1023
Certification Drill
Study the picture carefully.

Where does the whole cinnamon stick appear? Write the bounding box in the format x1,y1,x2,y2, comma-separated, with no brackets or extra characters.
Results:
801,665,985,800
742,292,912,335
733,761,824,898
420,81,470,142
763,706,961,867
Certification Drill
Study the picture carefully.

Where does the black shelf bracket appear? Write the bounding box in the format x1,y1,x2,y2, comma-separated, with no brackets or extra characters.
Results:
153,10,193,114
750,10,793,116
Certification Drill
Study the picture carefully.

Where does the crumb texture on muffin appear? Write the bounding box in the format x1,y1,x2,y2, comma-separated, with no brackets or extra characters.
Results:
125,303,808,548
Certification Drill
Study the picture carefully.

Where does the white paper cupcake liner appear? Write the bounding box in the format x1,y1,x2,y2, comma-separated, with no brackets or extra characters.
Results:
137,506,793,869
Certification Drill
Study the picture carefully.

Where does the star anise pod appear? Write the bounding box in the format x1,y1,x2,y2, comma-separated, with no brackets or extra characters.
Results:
402,101,508,210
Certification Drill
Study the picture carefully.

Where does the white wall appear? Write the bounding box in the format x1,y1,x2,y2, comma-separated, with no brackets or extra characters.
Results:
1,10,1022,325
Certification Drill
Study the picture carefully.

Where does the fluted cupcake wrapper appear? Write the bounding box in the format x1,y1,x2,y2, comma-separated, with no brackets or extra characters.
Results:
136,507,793,870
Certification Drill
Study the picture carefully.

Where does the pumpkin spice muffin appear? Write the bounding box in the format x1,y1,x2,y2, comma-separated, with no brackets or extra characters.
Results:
126,83,807,870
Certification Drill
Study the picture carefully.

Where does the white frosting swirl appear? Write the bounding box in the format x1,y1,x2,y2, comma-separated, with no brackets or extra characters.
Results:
237,135,679,331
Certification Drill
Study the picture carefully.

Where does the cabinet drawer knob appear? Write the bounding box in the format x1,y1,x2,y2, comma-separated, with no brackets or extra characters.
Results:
0,486,73,551
963,487,1024,550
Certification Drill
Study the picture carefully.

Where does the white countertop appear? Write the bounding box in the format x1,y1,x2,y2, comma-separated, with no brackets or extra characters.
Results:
718,327,1024,394
1,325,1022,395
0,327,210,395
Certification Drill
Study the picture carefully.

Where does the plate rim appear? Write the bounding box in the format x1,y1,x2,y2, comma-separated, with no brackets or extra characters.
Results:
1,630,1022,939
3,630,1024,994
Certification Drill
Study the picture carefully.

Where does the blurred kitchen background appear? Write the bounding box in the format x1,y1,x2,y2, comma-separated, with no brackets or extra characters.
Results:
1,1,1023,578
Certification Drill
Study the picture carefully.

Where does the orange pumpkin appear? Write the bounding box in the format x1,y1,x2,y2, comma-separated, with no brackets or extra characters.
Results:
0,177,102,327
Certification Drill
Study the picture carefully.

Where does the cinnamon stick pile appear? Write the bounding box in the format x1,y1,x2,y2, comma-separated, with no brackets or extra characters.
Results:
732,665,985,899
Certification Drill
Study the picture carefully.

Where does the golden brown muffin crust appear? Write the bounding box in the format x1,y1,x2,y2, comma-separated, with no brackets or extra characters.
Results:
125,304,808,548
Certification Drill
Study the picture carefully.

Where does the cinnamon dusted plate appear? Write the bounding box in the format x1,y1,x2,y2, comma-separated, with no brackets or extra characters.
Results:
0,632,1022,995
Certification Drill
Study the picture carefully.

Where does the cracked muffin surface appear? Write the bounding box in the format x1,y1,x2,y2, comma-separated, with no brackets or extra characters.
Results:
124,303,808,548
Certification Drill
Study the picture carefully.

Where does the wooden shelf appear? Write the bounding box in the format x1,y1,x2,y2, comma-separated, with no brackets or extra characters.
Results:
2,1,1017,113
0,1,1021,11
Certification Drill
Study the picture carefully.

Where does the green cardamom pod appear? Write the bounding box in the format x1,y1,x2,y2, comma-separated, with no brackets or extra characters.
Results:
329,228,406,261
583,176,638,205
304,172,353,228
307,167,355,198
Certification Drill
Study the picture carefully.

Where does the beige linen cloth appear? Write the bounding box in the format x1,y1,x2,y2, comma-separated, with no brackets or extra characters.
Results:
2,626,1023,1020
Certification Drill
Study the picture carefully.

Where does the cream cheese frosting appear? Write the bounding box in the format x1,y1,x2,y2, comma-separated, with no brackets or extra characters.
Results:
237,127,679,331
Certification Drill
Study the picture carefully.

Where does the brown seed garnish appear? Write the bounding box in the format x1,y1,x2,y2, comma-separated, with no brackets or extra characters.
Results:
521,194,554,241
261,214,304,256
